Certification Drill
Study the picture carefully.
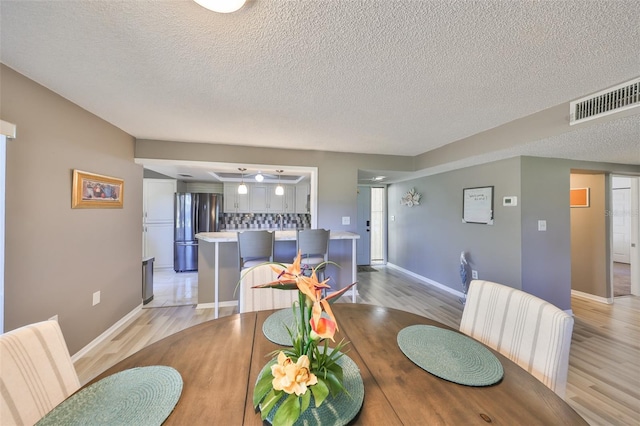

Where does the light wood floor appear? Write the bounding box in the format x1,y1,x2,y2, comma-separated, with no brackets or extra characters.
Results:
74,266,640,425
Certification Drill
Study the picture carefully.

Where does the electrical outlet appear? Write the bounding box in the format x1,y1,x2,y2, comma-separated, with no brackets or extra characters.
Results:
49,314,58,322
538,220,547,231
342,216,350,225
472,270,478,280
93,291,101,306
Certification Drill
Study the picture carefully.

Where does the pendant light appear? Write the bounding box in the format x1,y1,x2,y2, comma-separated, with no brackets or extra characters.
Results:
254,171,264,182
238,168,248,194
275,170,284,196
193,0,246,13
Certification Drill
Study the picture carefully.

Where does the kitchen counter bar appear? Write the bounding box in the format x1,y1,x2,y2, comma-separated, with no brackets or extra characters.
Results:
195,230,360,317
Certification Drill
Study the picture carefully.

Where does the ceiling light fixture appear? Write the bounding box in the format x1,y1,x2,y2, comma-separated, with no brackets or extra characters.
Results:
238,168,248,194
255,171,264,182
193,0,246,13
275,170,284,196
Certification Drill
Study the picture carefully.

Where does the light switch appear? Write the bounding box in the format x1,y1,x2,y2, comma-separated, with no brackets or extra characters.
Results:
538,220,547,231
342,216,350,225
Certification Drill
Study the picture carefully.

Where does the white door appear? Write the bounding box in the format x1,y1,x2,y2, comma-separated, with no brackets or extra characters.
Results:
144,223,174,268
370,187,385,262
612,188,631,263
356,186,371,265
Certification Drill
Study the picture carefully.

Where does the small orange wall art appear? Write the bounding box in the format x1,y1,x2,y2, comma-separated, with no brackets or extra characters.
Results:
570,187,590,208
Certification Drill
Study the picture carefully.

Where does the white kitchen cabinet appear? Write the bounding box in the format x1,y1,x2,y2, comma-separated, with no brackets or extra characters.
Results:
295,184,310,213
283,186,296,213
251,184,284,213
224,183,250,213
143,223,174,269
143,179,176,223
142,178,176,269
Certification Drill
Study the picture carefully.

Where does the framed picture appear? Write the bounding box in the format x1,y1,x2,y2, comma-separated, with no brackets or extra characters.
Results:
570,187,590,208
72,170,124,209
463,186,494,225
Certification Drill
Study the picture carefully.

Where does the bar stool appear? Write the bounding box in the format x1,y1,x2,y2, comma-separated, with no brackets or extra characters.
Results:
296,228,330,282
237,230,274,270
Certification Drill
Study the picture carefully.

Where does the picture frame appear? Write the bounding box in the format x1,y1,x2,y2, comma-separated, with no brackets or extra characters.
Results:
463,186,494,225
72,169,124,209
570,187,590,208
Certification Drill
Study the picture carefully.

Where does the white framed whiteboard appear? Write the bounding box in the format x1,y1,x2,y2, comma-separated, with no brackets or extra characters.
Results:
463,186,494,225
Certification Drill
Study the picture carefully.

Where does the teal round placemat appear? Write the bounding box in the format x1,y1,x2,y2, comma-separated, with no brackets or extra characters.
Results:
263,308,297,346
397,325,503,386
36,366,183,426
257,353,364,425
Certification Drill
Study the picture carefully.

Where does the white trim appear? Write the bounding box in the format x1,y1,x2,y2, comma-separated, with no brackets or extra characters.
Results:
571,289,613,305
196,300,238,310
385,263,465,298
0,120,16,138
70,303,143,361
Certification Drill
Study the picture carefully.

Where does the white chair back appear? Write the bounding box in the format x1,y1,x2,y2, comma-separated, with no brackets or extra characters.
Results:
460,280,574,398
239,264,299,313
1,320,80,425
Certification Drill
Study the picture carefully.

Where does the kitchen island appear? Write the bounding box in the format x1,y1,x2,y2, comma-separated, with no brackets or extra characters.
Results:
195,230,360,317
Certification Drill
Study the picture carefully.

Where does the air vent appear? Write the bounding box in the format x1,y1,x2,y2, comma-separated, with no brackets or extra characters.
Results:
570,77,640,125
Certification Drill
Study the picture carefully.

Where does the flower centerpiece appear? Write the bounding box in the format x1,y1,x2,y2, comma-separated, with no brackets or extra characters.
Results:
250,252,357,426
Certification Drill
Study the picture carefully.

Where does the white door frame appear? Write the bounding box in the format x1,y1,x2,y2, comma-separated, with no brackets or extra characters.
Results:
610,174,640,298
630,177,640,296
0,120,17,333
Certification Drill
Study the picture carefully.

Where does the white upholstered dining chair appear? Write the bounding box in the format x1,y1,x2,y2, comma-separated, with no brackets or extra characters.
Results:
459,280,574,398
0,320,80,425
238,264,299,313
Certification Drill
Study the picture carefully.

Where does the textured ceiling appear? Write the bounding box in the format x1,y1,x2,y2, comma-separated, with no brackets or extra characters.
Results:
1,0,639,180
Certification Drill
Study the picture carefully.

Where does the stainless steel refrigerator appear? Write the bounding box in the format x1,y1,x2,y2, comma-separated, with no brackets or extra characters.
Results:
174,193,223,272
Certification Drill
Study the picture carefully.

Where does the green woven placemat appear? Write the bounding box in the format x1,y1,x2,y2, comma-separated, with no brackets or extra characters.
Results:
262,308,297,346
397,325,503,386
36,366,183,426
257,353,364,425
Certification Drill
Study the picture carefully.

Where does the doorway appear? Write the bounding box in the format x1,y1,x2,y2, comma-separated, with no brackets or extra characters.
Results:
356,186,385,266
612,175,637,298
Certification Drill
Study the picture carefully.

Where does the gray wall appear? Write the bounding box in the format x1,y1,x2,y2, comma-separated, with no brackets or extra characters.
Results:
520,157,572,309
388,155,639,311
388,157,523,294
1,65,143,354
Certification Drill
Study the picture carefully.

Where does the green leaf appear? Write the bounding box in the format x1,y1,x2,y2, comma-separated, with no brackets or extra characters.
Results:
272,394,301,426
310,378,330,407
300,388,311,413
326,362,344,383
253,369,275,407
323,370,346,396
259,389,282,420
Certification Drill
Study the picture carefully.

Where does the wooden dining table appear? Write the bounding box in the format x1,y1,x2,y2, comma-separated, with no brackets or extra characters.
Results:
89,304,587,425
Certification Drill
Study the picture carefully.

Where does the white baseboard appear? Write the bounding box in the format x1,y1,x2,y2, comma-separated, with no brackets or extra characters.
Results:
71,303,142,362
571,289,613,304
385,263,465,298
196,300,238,310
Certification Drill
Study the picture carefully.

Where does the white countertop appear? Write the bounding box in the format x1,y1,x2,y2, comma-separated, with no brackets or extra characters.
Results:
195,230,359,242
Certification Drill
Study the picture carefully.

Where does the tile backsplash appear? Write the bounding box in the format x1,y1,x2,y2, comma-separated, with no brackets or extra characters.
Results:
223,213,311,230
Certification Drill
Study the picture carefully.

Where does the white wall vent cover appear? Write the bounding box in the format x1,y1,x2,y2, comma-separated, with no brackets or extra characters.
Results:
570,77,640,125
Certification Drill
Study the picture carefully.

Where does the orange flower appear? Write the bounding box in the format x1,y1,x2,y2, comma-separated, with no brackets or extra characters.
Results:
271,352,318,396
310,300,337,341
